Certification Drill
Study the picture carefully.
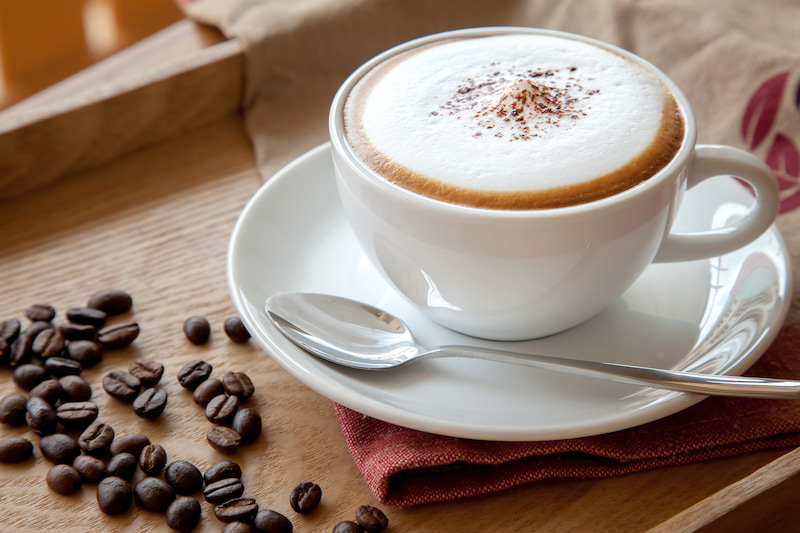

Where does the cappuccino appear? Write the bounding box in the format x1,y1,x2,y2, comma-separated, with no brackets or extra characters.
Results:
343,33,685,209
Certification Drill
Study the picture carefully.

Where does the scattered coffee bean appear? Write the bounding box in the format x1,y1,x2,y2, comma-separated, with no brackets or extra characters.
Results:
193,378,224,407
0,318,21,343
134,476,176,512
87,289,133,316
133,388,168,419
26,395,57,436
59,375,92,402
215,497,258,523
166,496,202,532
183,316,211,345
12,363,47,390
31,328,65,358
0,393,28,426
46,464,81,495
222,371,255,401
79,422,115,457
40,433,81,464
206,394,239,425
224,317,251,344
25,304,56,323
66,340,103,368
204,477,244,504
355,505,388,532
252,509,293,533
73,454,107,483
128,359,164,388
9,328,35,367
56,401,98,429
106,452,138,480
109,433,150,457
97,476,133,514
44,356,83,377
103,370,141,402
139,444,167,476
207,426,242,455
66,306,107,327
165,460,204,495
57,322,97,341
232,408,262,444
289,482,322,514
0,437,33,462
333,521,363,533
30,379,63,405
225,522,254,533
204,461,242,485
0,336,9,363
177,360,212,389
97,322,140,349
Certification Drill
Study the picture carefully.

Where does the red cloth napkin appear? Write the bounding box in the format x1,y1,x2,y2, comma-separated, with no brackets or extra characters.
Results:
335,321,800,507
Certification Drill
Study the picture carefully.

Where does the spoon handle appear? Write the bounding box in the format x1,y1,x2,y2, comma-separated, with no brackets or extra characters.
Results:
427,346,800,399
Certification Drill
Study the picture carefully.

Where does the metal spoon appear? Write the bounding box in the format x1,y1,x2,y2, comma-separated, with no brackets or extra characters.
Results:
265,292,800,399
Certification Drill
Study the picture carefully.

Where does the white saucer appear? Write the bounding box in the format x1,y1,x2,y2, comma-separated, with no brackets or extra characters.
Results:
227,143,792,442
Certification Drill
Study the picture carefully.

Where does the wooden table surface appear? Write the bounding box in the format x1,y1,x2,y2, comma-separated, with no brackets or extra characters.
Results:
1,20,799,533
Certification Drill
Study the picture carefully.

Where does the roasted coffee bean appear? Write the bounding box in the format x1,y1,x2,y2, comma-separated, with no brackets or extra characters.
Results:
289,482,322,514
333,521,363,533
206,394,239,425
9,330,34,367
45,356,83,377
12,363,47,390
79,422,115,456
252,509,293,533
66,306,107,327
177,360,212,389
106,452,138,480
25,304,56,323
166,496,202,532
132,388,168,419
103,370,141,402
355,505,388,532
222,371,255,401
139,444,167,476
59,375,92,402
26,395,57,436
40,433,81,464
98,322,140,349
193,378,224,407
224,317,251,344
183,316,211,345
207,426,242,455
109,433,150,457
204,477,244,504
30,379,63,405
88,289,133,316
32,328,65,358
57,322,97,341
225,522,253,533
0,437,33,462
204,461,242,485
232,408,262,444
97,476,133,514
0,336,9,364
46,464,81,495
165,460,204,495
66,340,103,368
0,393,28,426
134,476,176,512
56,401,98,429
73,454,106,483
0,318,21,343
128,359,164,388
215,497,258,523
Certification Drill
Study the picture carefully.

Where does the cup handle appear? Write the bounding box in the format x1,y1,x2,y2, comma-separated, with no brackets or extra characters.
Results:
652,144,779,263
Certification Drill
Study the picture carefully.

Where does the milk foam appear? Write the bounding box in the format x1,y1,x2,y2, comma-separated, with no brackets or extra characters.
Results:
347,34,675,198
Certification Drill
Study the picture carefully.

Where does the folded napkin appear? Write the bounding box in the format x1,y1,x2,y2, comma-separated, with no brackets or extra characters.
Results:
182,0,800,506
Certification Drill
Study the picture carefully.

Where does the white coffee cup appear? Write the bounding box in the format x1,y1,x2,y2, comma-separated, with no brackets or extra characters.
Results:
329,27,779,341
